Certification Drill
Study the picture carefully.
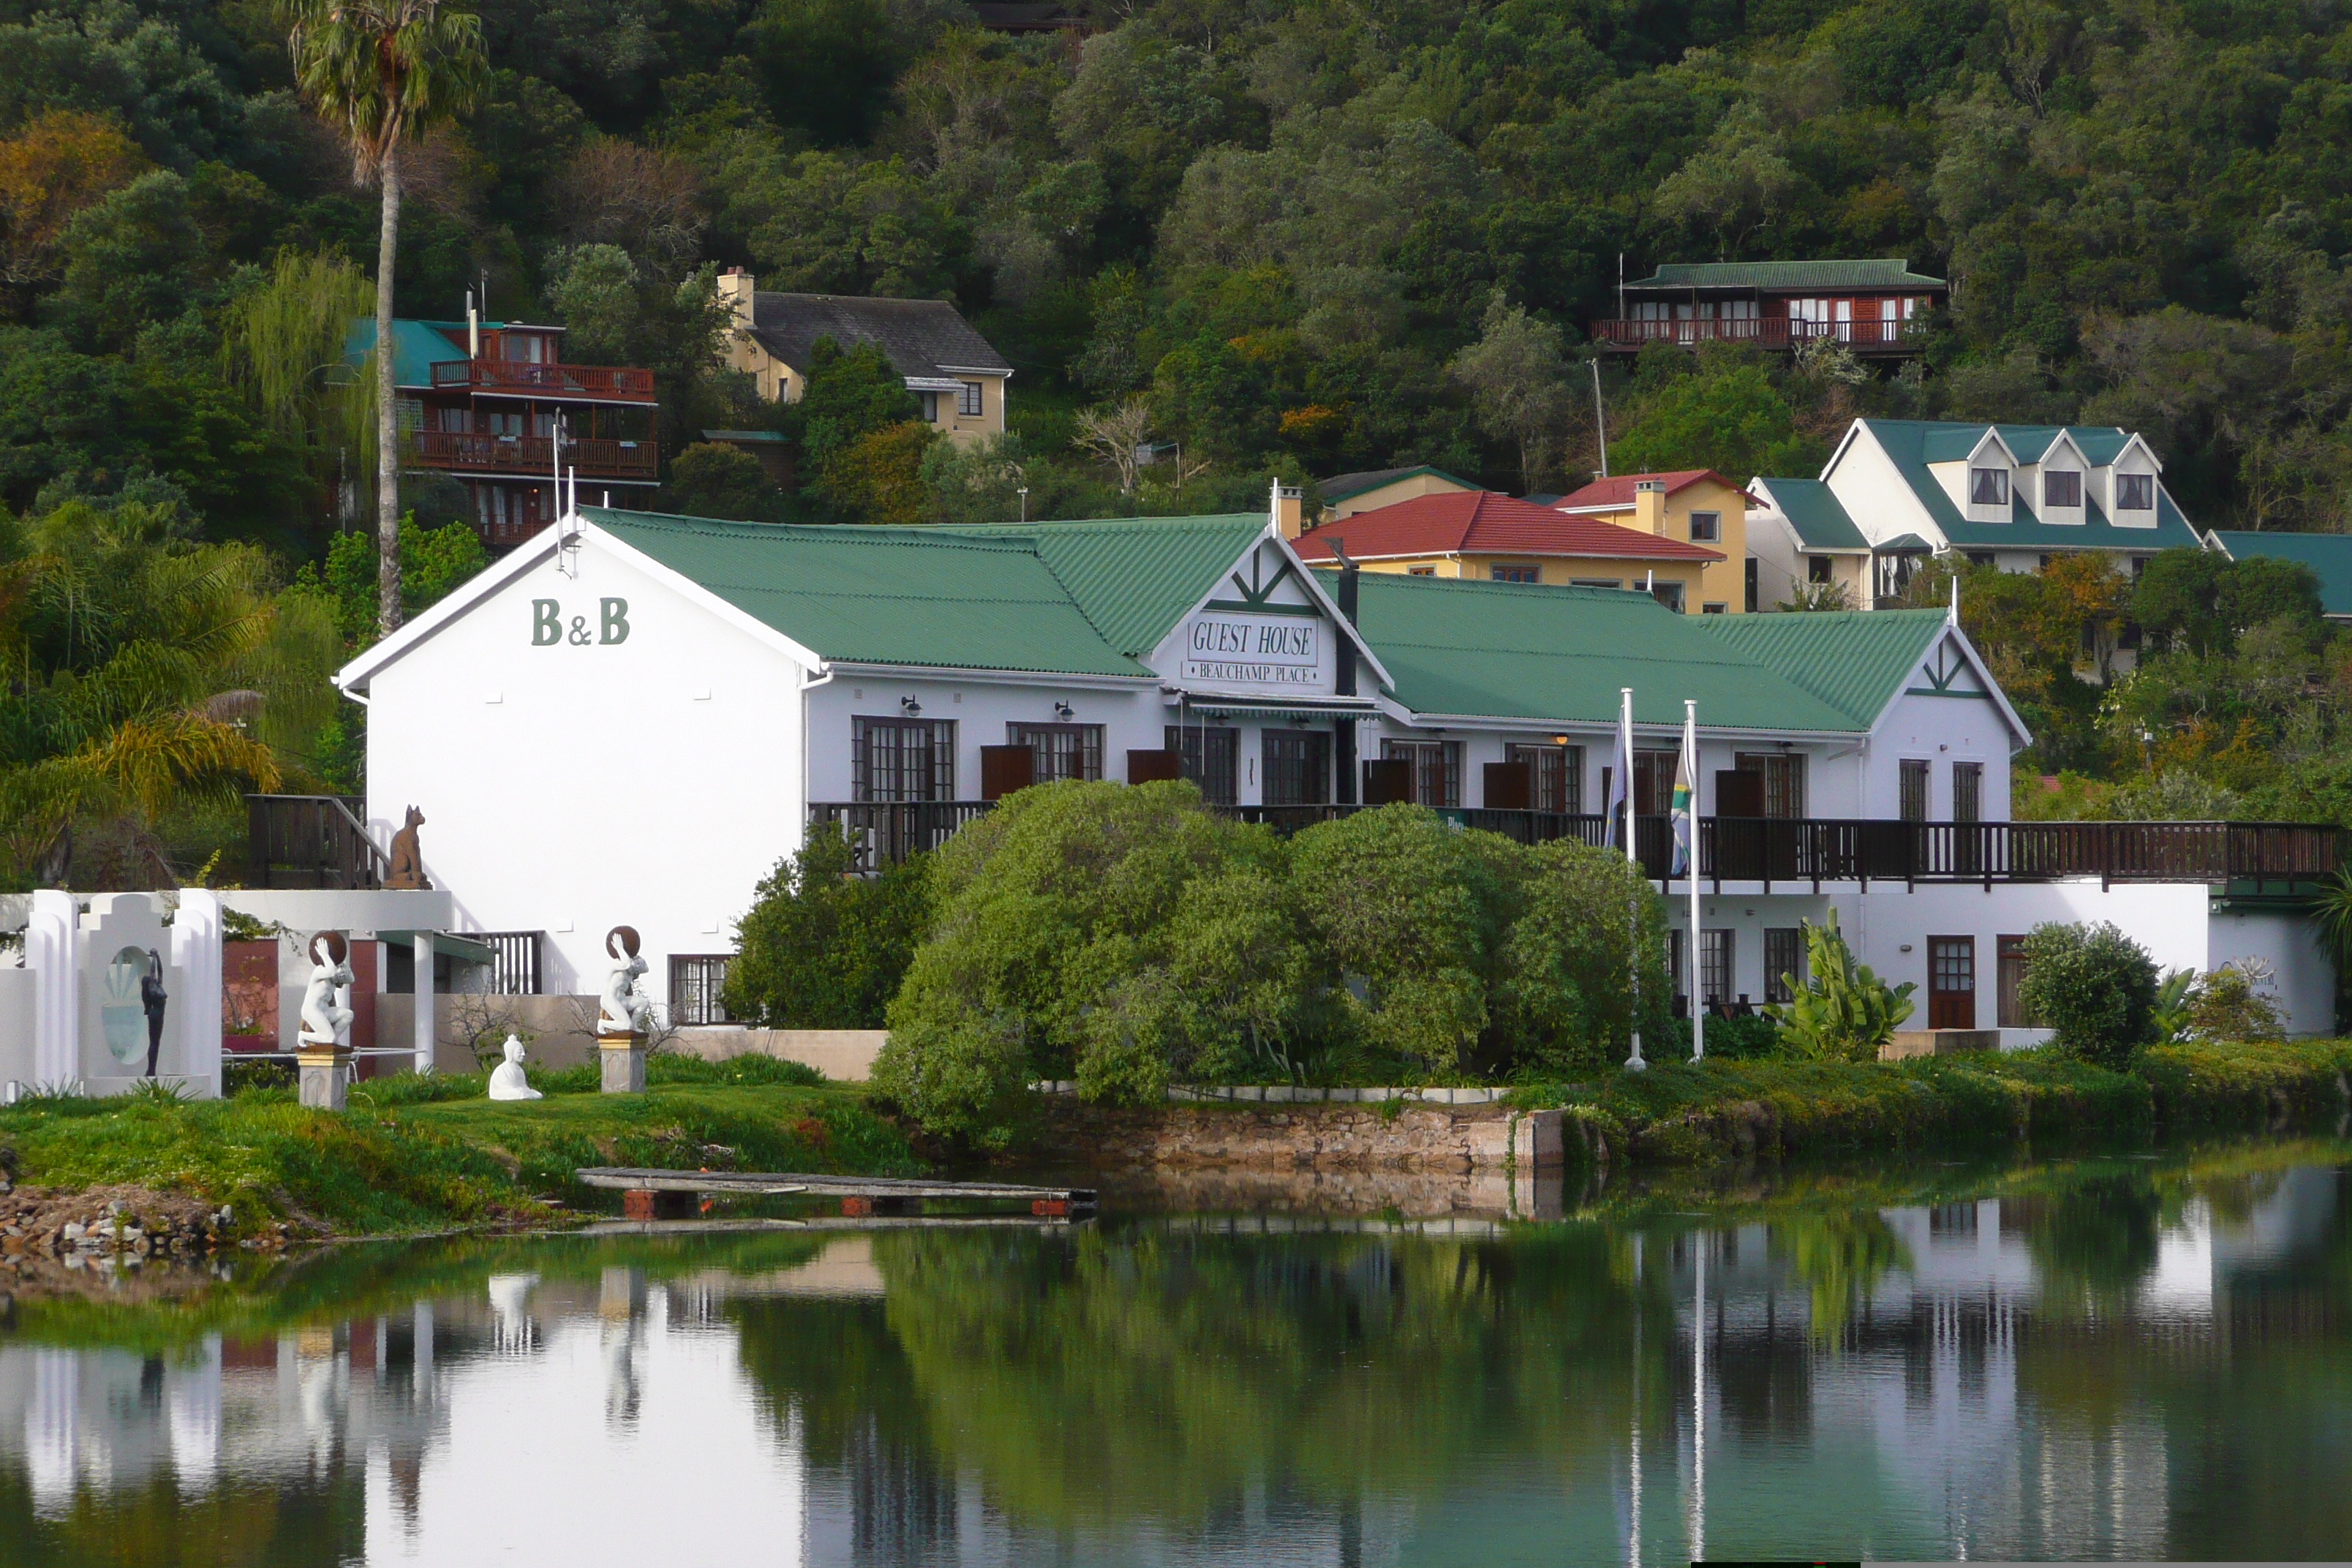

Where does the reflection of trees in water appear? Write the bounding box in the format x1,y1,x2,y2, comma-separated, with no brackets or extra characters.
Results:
2013,1177,2165,1308
731,1225,1677,1537
1768,1210,1912,1343
0,1455,366,1566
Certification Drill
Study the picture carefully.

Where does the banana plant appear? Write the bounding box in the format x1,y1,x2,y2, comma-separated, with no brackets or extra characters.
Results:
1764,911,1918,1062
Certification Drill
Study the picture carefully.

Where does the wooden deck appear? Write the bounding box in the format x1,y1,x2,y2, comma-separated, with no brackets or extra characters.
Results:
573,1166,1097,1218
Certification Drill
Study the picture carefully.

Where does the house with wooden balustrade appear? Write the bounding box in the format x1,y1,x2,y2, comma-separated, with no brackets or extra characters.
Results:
347,314,661,551
1592,259,1948,355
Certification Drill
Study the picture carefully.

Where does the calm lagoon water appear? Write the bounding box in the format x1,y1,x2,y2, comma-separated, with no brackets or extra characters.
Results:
6,1143,2352,1566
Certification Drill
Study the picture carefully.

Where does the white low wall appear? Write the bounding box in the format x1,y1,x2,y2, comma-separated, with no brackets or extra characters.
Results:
672,1027,884,1082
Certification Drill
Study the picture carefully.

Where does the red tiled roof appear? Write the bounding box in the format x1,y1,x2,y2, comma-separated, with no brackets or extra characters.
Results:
1555,470,1757,510
1294,490,1722,563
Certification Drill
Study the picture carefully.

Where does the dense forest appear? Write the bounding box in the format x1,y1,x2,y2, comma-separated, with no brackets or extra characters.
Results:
3,0,2352,883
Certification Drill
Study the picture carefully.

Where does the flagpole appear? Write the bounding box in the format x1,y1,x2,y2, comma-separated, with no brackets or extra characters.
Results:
1686,698,1704,1062
1621,687,1645,1071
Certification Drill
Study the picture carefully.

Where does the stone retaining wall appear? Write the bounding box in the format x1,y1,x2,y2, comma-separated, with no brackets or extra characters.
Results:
1041,1100,1561,1172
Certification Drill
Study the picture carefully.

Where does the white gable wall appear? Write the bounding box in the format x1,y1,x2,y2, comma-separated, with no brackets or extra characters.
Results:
361,535,805,995
1826,425,1945,549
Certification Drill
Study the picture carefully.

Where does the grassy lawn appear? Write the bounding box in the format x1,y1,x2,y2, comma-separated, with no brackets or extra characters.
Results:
0,1055,919,1239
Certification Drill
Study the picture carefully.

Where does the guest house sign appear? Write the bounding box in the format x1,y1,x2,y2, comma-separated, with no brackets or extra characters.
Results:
1183,614,1322,686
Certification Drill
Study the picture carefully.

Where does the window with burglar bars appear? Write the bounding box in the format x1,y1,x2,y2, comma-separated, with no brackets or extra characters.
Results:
1010,723,1104,783
1505,743,1582,813
1764,927,1805,1005
669,955,734,1025
1262,731,1330,804
1701,928,1733,1004
1734,753,1809,818
851,717,955,802
1167,725,1238,804
1952,761,1983,822
1899,758,1931,821
1382,739,1460,807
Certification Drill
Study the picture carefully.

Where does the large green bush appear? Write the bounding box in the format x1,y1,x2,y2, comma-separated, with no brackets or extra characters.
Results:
724,822,932,1029
1289,804,1525,1075
2018,921,2160,1069
1492,838,1673,1077
871,781,1294,1147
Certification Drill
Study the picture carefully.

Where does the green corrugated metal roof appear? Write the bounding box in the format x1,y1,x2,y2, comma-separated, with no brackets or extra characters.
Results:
1629,259,1945,290
921,515,1268,657
1697,610,1950,728
585,509,1151,676
2209,531,2352,617
1757,478,1869,551
1350,576,1863,733
1318,464,1477,502
1857,421,2201,551
344,318,468,389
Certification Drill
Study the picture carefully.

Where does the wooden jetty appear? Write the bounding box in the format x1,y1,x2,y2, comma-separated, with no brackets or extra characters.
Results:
573,1166,1098,1221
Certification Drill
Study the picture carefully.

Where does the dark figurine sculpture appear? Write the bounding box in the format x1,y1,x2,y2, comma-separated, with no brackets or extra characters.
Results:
141,949,168,1077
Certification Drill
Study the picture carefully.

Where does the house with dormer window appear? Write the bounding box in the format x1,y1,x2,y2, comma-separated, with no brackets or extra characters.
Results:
1744,419,2204,607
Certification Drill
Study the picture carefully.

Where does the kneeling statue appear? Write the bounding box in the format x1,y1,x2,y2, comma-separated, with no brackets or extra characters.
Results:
487,1033,542,1101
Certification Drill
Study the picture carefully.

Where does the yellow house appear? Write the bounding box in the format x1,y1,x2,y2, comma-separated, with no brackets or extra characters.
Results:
1291,489,1722,611
714,270,1011,447
1316,464,1480,520
1554,470,1760,612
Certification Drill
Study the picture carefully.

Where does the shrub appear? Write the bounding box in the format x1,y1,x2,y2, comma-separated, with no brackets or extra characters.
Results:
1764,912,1915,1062
725,822,933,1029
1289,804,1524,1075
2184,961,2285,1043
1492,838,1673,1076
2018,921,2160,1069
872,780,1289,1146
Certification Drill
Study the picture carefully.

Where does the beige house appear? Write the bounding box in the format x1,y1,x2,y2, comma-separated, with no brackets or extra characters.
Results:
714,271,1012,446
1317,464,1480,520
1554,470,1760,613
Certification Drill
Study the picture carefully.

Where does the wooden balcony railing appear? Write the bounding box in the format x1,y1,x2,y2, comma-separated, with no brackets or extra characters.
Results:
246,795,388,890
1591,316,1930,351
428,360,657,402
811,802,2342,888
408,430,659,478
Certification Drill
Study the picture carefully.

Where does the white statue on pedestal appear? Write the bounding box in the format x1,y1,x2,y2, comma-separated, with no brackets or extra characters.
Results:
487,1033,542,1101
598,926,652,1036
298,932,355,1049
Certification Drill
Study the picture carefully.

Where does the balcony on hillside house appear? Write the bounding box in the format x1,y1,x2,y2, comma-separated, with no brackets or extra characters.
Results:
407,429,660,480
428,359,658,404
1593,259,1949,358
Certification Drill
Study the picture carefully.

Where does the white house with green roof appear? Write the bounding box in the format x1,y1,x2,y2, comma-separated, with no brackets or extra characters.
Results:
331,494,2330,1036
1749,418,2205,606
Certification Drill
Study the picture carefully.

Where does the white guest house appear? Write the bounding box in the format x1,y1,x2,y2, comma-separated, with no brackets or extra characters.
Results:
333,492,2333,1039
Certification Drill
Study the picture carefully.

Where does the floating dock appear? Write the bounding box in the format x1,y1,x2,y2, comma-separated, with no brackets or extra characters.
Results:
573,1166,1098,1220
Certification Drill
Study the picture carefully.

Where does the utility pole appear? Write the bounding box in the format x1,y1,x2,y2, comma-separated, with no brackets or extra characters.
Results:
1591,359,1610,479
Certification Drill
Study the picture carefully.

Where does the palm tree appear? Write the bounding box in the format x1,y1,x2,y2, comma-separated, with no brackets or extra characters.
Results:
280,0,486,638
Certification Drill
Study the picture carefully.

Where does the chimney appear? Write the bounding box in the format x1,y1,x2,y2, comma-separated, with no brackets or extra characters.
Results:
1632,478,1667,534
715,268,756,333
1270,479,1305,540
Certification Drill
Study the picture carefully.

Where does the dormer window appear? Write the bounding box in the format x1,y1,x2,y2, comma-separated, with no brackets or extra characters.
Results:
2116,473,2154,511
2043,470,2081,509
1970,467,2009,507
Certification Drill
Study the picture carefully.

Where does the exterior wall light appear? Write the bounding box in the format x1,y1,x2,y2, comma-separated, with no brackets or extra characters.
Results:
900,696,922,716
1053,700,1074,718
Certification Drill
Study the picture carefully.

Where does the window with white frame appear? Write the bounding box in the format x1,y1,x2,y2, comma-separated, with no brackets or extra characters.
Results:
1970,467,2010,507
2116,472,2155,511
2043,469,2082,509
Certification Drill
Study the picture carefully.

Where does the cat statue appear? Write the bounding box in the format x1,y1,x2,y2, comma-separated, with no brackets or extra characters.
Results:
486,1033,542,1101
598,925,653,1036
298,932,355,1049
385,805,431,889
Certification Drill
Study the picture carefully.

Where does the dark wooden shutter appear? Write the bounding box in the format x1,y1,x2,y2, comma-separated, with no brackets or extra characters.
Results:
979,745,1033,801
1362,758,1414,805
1482,761,1532,810
1714,770,1765,818
1127,749,1183,784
